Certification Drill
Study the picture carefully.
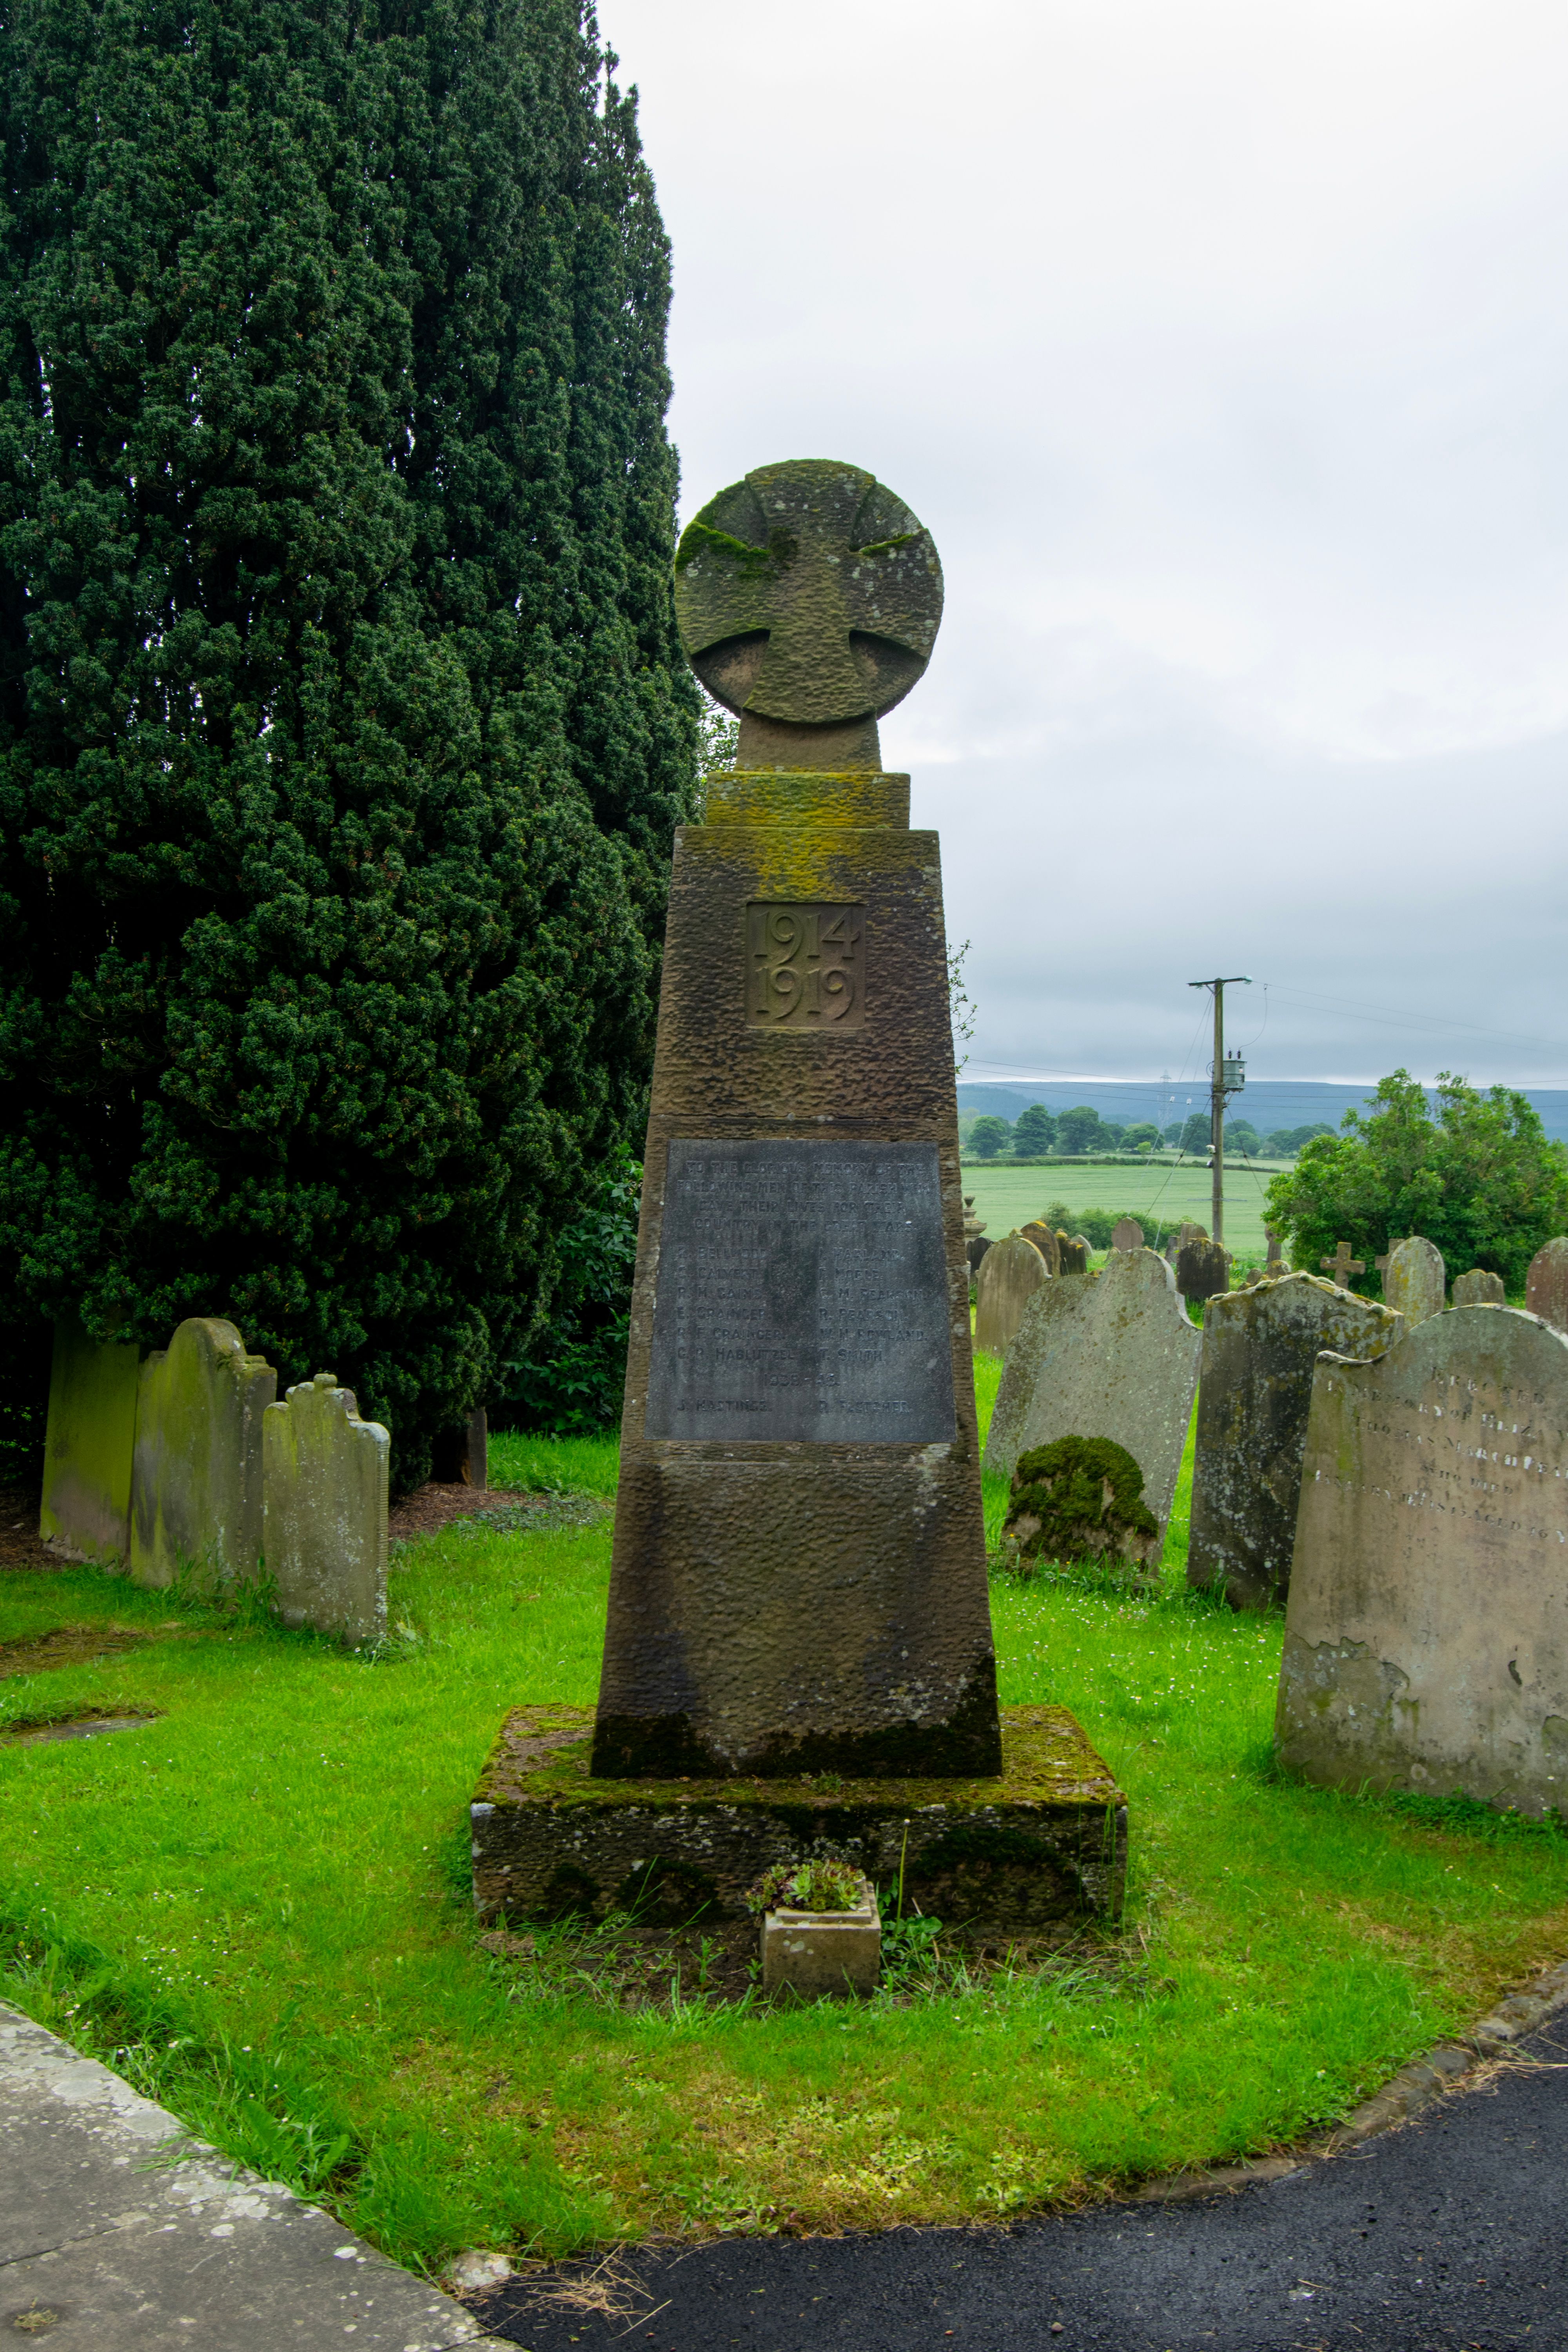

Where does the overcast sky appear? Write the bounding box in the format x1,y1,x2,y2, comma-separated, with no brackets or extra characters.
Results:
615,0,1568,1091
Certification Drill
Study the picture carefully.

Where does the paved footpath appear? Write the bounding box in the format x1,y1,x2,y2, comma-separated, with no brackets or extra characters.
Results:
483,2020,1568,2352
0,2001,499,2348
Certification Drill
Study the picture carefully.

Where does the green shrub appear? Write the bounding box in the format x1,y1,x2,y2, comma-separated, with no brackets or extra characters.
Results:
495,1149,639,1435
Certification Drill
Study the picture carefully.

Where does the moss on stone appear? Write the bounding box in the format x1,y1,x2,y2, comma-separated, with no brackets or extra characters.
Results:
1004,1435,1159,1575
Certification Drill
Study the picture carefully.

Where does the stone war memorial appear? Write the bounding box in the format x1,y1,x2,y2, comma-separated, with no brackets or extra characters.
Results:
984,1245,1200,1549
1187,1274,1401,1610
1278,1304,1568,1812
471,460,1125,1941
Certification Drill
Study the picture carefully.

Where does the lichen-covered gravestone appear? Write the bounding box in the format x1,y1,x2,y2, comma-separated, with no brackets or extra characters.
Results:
1112,1218,1144,1252
1188,1274,1401,1609
129,1319,276,1590
1020,1220,1061,1275
1175,1234,1230,1302
1004,1436,1161,1585
1382,1234,1445,1325
1278,1307,1568,1812
1452,1268,1506,1307
985,1247,1200,1542
1526,1238,1568,1332
263,1373,390,1646
975,1231,1049,1357
1057,1233,1089,1275
469,459,1127,1938
39,1318,143,1566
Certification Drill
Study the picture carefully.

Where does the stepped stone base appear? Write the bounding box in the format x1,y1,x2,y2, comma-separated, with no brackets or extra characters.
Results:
470,1705,1127,1936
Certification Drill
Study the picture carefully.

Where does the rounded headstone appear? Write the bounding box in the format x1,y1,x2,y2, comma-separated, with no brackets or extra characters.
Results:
966,1234,992,1273
673,460,944,727
1020,1220,1061,1275
1526,1237,1568,1333
974,1231,1048,1357
1112,1218,1145,1252
1382,1235,1446,1328
1175,1236,1230,1303
1452,1268,1506,1308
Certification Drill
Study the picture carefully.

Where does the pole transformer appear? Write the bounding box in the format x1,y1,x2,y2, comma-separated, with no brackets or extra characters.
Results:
1186,976,1252,1247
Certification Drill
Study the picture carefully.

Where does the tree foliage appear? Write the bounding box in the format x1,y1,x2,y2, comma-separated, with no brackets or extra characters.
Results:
497,1143,638,1434
1011,1103,1055,1156
1265,1071,1568,1295
968,1115,1010,1159
0,0,698,1482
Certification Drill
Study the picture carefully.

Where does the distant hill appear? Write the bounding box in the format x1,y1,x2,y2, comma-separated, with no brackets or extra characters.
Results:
955,1078,1568,1145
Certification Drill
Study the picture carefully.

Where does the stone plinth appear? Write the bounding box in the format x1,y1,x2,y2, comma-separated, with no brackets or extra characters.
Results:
1189,1273,1401,1609
472,1705,1127,1935
1278,1306,1568,1811
39,1318,143,1566
984,1248,1199,1541
130,1319,276,1590
263,1373,389,1646
593,760,999,1782
762,1895,881,1999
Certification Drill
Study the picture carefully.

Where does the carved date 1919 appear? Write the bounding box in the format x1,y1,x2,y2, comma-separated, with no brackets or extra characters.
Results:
747,902,863,1028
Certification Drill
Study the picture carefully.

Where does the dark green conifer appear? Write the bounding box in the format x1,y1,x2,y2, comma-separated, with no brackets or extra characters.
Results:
0,0,697,1484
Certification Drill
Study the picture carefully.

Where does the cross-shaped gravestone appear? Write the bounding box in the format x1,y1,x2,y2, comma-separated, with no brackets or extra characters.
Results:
1321,1240,1366,1289
673,461,943,760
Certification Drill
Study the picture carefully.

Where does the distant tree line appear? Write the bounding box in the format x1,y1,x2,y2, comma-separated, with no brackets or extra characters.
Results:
961,1106,1334,1161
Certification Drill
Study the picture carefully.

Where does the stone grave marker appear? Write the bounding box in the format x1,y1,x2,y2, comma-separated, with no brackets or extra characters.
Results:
470,459,1127,1941
263,1373,390,1646
1319,1240,1365,1290
39,1317,143,1567
1020,1220,1061,1275
129,1319,276,1590
1278,1306,1568,1811
1526,1238,1568,1332
1111,1218,1144,1252
985,1247,1200,1541
966,1234,992,1273
1175,1234,1230,1302
1265,1227,1284,1272
1381,1235,1446,1327
1188,1273,1401,1609
1452,1268,1505,1307
975,1230,1049,1357
1054,1232,1088,1274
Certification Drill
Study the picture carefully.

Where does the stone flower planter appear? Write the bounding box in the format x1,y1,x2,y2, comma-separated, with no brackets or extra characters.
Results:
760,1880,880,2000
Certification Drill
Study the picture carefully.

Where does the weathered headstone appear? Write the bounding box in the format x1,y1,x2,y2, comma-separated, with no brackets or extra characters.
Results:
1265,1227,1284,1272
1003,1436,1161,1584
985,1247,1200,1539
129,1319,276,1590
1381,1235,1446,1327
39,1318,143,1566
1056,1232,1089,1275
1111,1218,1144,1252
975,1230,1049,1357
1188,1274,1401,1609
263,1372,390,1646
1452,1268,1505,1308
1019,1220,1061,1275
1175,1235,1230,1302
966,1234,992,1273
1526,1238,1568,1332
1319,1240,1365,1290
1278,1307,1568,1811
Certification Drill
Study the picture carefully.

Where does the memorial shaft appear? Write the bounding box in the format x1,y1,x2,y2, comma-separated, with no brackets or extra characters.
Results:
591,763,1001,1779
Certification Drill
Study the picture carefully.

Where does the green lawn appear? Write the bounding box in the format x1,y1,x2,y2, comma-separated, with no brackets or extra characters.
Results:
3,1408,1566,2267
962,1160,1284,1265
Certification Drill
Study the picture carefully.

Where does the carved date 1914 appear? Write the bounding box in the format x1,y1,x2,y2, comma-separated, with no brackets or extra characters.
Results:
746,903,863,1028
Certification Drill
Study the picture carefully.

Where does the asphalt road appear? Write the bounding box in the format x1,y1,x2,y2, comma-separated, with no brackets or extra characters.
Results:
482,2022,1568,2352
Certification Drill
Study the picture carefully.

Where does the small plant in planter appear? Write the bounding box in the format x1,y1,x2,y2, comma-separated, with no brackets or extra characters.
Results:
746,1859,880,1999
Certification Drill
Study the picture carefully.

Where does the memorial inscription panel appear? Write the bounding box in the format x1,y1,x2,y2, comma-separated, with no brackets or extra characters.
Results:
746,902,863,1027
644,1139,955,1443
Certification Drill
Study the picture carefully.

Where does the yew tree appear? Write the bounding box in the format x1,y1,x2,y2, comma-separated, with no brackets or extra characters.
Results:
0,0,697,1483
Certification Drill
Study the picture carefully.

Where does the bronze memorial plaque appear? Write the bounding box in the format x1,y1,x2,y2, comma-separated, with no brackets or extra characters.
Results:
644,1139,955,1443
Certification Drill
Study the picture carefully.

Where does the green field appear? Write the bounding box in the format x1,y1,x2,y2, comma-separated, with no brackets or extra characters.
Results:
961,1159,1287,1265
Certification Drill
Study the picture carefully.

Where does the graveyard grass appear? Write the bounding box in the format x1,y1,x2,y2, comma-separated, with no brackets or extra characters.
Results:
5,1414,1568,2271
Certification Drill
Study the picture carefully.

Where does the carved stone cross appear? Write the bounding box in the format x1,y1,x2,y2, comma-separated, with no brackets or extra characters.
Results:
1321,1240,1366,1289
673,459,944,769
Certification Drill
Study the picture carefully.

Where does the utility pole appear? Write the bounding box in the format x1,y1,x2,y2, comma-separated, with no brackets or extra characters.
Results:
1187,976,1251,1247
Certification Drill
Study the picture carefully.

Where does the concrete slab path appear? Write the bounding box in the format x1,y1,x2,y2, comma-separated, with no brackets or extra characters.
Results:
479,2018,1568,2352
0,2001,497,2349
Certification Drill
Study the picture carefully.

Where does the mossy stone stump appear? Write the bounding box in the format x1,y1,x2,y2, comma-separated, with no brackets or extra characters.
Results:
1003,1436,1161,1584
